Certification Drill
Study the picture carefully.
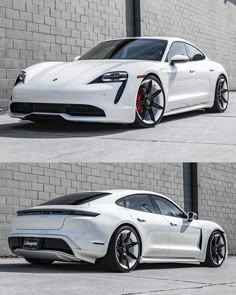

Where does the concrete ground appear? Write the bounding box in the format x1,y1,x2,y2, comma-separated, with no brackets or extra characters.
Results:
0,92,236,162
0,257,235,295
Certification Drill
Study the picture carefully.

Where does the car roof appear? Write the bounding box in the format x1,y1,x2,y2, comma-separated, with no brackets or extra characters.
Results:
103,36,192,44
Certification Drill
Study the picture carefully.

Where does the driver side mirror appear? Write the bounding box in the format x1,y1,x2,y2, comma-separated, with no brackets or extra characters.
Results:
187,212,198,222
170,55,189,66
72,56,81,61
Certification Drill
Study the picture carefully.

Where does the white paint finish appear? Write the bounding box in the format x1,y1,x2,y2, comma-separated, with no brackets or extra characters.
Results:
8,190,227,266
10,37,228,124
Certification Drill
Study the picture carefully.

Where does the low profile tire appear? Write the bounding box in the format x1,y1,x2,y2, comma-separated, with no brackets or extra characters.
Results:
25,258,54,265
134,75,166,128
100,225,141,272
202,231,226,267
210,75,229,113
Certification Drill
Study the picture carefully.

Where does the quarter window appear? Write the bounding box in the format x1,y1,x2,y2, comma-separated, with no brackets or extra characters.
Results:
151,196,186,219
167,42,188,62
185,44,205,61
125,194,156,214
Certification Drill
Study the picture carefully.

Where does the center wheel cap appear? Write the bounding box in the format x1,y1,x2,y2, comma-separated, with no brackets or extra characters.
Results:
146,99,151,107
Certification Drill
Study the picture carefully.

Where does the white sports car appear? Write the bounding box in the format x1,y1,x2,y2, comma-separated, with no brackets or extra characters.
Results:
10,37,229,128
8,190,227,272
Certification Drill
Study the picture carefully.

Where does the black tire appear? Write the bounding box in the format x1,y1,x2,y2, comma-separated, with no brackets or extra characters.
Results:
25,258,54,265
100,225,141,272
210,75,229,113
202,231,226,267
133,75,166,128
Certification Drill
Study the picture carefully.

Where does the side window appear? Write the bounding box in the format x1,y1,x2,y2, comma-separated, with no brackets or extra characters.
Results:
125,194,156,214
152,196,186,219
185,44,205,61
167,42,188,62
116,197,126,208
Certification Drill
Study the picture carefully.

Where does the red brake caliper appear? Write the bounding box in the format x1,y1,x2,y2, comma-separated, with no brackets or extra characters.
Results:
136,90,143,113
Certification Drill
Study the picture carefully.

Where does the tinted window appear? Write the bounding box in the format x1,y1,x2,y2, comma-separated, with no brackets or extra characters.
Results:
80,39,168,61
116,197,126,208
185,44,205,61
40,192,110,206
167,42,188,62
152,196,186,218
125,194,156,213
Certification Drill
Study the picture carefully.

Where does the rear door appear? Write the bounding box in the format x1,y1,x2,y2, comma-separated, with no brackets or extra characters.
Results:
151,195,202,259
124,194,169,258
184,43,211,105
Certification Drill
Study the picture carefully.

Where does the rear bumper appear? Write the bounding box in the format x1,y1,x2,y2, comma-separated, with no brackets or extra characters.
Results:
8,233,107,264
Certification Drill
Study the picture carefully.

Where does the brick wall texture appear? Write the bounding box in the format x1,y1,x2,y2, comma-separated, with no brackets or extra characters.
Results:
0,0,126,107
141,0,236,90
0,162,184,256
0,0,236,107
198,163,236,255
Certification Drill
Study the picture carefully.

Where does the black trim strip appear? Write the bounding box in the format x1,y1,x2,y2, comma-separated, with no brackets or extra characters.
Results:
17,209,100,217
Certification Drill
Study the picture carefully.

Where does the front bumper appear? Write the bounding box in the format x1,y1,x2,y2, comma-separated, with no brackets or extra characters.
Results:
10,82,136,123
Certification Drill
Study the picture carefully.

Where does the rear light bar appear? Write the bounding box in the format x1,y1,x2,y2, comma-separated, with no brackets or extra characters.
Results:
17,209,100,217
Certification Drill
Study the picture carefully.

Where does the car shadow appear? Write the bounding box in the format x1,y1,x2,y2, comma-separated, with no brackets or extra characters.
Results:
0,261,201,274
0,110,207,140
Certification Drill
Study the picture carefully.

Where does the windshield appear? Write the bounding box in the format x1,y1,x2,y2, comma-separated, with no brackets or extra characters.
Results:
40,192,110,206
79,39,168,61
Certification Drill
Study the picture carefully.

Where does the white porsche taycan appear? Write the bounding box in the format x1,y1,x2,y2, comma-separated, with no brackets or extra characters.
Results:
9,190,227,272
10,37,229,128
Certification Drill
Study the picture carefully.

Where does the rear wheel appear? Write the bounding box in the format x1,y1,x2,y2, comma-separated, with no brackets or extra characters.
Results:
202,231,226,267
210,75,229,113
100,225,141,272
134,75,166,128
25,258,54,265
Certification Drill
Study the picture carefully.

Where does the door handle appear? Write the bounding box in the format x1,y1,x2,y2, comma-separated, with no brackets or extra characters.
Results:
210,69,215,72
190,70,195,73
170,222,178,227
137,218,146,223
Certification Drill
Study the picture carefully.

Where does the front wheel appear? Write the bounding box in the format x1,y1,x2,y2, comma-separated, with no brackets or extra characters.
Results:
134,75,166,128
100,226,141,272
210,75,229,113
25,258,54,265
202,231,226,267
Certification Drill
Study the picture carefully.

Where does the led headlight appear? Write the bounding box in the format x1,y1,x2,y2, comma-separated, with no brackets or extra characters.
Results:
15,71,26,86
101,71,128,82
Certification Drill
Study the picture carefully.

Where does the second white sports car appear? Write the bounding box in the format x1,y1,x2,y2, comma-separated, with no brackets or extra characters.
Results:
8,190,227,272
10,37,229,128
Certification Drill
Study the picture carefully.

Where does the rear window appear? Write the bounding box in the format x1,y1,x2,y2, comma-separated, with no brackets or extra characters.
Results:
40,192,110,206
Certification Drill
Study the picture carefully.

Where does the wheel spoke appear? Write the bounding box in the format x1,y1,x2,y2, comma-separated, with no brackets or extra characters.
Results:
137,101,145,106
140,86,146,98
142,108,147,120
151,89,162,99
217,243,225,250
127,242,138,249
147,80,152,94
152,102,163,110
127,251,137,260
124,231,131,245
221,96,228,104
149,109,155,122
218,252,224,259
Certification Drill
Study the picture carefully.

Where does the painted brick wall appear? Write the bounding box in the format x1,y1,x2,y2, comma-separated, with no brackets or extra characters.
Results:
0,0,126,107
0,162,184,256
141,0,236,90
198,163,236,255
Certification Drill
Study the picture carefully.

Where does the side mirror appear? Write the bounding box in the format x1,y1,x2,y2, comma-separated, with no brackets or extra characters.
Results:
187,212,198,222
72,56,81,61
170,55,189,66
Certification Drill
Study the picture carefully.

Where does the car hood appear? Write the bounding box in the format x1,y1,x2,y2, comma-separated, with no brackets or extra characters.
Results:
24,59,156,87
